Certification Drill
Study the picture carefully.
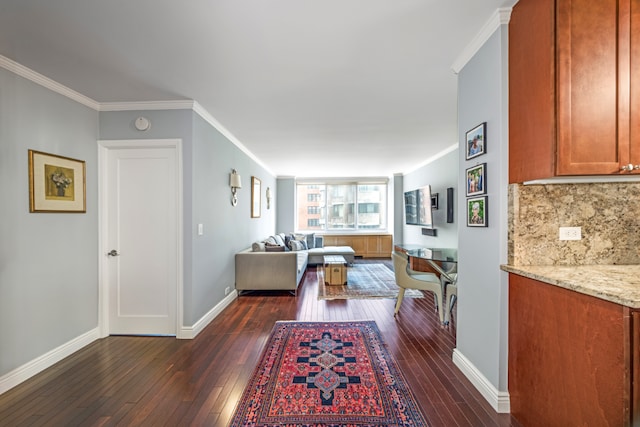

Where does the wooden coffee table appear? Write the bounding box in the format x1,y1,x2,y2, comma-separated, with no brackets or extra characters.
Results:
323,255,348,286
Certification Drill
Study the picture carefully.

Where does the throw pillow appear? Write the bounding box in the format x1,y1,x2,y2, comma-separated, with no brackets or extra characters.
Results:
273,234,286,247
306,233,316,249
252,241,266,252
293,234,308,250
289,240,305,251
265,236,278,246
265,243,285,252
285,233,295,249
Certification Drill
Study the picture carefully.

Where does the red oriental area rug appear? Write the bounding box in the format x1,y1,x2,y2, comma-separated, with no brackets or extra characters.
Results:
229,320,429,427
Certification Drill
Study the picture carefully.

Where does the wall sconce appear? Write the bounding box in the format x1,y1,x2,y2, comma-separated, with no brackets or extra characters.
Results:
266,187,272,209
229,169,242,206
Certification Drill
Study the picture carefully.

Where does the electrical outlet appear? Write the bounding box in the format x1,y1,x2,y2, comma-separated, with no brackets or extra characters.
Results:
559,226,581,240
225,286,231,295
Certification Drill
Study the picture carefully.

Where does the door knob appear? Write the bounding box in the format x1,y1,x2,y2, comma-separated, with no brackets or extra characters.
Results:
107,249,120,256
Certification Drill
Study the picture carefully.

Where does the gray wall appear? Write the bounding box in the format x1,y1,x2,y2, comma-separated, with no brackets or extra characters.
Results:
276,177,295,233
393,174,404,242
99,110,276,326
1,70,277,380
401,149,458,247
0,69,99,375
456,26,509,392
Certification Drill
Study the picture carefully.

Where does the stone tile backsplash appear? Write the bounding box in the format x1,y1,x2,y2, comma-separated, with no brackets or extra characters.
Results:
508,182,640,266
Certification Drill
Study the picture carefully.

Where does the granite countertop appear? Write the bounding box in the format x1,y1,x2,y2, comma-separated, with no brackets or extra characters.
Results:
501,264,640,308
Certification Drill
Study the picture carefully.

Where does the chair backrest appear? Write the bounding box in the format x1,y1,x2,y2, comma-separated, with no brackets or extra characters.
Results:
392,251,409,275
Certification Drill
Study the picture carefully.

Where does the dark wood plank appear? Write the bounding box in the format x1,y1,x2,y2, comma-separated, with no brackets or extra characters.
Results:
0,260,520,427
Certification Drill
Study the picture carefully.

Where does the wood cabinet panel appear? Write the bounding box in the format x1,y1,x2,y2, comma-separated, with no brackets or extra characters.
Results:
321,234,392,258
632,310,640,425
509,274,629,426
509,0,556,183
509,0,639,182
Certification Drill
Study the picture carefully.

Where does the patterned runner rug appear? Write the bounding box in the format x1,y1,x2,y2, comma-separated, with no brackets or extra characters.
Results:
229,321,429,427
319,262,424,300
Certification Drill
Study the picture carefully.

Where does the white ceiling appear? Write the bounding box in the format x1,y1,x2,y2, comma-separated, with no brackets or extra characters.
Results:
0,0,516,177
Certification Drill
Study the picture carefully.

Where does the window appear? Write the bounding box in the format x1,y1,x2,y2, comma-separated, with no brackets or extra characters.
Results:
296,180,387,232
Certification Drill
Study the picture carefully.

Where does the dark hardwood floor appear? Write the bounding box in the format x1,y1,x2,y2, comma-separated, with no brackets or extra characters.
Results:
0,260,521,426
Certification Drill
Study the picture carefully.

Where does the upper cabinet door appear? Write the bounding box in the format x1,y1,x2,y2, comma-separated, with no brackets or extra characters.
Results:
629,0,640,167
509,0,639,182
556,0,624,175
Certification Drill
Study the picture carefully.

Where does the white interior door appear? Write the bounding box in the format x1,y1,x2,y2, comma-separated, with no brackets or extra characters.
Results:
105,143,178,335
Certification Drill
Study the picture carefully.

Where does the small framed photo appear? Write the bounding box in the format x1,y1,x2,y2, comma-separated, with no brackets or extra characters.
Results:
465,163,486,196
467,196,488,227
251,176,261,218
28,149,86,213
465,122,486,160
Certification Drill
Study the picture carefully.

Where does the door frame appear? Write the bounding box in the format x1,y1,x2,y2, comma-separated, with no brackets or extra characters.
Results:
97,139,184,339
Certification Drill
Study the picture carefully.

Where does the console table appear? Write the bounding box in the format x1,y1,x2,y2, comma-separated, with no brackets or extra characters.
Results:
320,234,392,258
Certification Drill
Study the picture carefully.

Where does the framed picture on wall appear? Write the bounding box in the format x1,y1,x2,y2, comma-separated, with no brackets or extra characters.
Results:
251,176,261,218
467,196,488,227
28,149,86,213
465,122,486,160
465,163,486,196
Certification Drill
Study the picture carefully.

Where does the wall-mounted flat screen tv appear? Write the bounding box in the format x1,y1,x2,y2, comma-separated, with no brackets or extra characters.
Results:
404,185,433,227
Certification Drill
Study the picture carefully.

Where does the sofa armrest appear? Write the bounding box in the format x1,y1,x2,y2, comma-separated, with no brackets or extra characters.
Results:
235,250,308,291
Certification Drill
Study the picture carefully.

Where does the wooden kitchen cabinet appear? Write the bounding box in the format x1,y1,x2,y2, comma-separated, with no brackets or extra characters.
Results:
509,273,635,426
509,0,640,182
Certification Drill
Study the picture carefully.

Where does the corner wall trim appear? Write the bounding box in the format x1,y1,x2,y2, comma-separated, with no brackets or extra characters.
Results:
178,291,238,339
451,7,512,74
0,54,100,110
452,348,511,413
0,327,100,395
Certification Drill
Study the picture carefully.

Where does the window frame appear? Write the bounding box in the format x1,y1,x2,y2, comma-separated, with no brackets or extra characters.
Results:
295,178,389,233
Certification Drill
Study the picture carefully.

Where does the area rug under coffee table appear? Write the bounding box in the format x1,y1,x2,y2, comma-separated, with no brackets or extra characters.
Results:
319,263,424,300
229,320,429,427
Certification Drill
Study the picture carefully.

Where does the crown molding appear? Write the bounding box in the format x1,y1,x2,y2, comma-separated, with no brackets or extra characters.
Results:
404,143,458,175
192,101,275,176
98,100,196,111
451,7,512,74
99,100,275,176
0,54,100,110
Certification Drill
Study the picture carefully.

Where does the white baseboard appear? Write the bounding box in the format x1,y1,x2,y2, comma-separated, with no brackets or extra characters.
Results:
0,327,100,395
452,348,511,413
178,290,238,339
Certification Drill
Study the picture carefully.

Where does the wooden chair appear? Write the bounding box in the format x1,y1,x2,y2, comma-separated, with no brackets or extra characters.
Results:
392,251,444,323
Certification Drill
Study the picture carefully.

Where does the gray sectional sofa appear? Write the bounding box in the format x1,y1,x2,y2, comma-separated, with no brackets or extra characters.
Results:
234,233,355,294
